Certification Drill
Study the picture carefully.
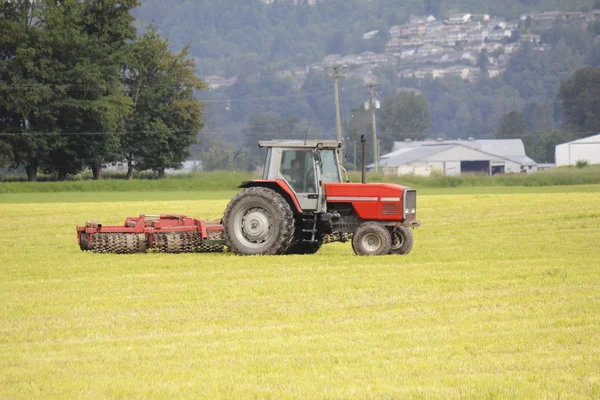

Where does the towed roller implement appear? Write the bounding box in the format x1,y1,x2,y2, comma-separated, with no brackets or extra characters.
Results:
77,215,225,254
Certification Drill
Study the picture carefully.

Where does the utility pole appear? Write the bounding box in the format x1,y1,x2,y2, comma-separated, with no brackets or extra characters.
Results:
325,65,345,162
368,83,379,172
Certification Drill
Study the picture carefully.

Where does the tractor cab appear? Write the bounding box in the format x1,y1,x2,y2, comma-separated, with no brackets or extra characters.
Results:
258,140,343,212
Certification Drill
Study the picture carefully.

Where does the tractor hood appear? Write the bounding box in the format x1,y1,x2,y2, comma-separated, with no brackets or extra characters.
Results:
325,183,417,221
325,182,411,200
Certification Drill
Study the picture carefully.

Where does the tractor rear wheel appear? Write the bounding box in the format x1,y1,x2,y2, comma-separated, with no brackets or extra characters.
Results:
389,226,413,255
223,187,295,255
352,222,391,256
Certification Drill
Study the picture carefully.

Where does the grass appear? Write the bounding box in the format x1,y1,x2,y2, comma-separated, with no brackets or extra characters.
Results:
1,165,600,193
352,164,600,187
1,188,599,398
1,184,600,204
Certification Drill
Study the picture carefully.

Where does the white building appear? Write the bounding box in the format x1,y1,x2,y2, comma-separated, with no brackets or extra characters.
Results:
373,139,537,176
555,133,600,166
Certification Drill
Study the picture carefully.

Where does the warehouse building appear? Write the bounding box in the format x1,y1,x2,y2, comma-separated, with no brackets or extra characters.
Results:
375,138,537,176
555,133,600,166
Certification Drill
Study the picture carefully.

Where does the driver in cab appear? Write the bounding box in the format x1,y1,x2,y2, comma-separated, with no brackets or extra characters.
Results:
287,159,305,188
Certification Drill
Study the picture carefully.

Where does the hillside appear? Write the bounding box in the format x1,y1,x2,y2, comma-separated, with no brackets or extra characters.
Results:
132,0,597,76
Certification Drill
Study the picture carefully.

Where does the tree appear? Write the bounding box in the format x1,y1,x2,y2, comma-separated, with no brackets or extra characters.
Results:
560,66,600,133
496,111,529,139
523,129,577,163
0,0,62,181
122,27,206,178
0,140,14,167
378,91,430,152
424,0,441,18
41,0,137,180
202,141,248,171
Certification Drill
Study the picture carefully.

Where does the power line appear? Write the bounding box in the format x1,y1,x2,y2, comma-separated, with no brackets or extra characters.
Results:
0,129,198,136
3,83,365,103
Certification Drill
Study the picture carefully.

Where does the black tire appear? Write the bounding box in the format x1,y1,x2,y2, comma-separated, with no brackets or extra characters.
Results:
223,187,295,255
78,233,90,251
352,222,392,256
389,226,413,255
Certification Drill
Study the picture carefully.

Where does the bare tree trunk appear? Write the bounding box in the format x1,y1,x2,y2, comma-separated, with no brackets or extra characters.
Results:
58,168,67,181
25,162,38,182
157,168,165,179
127,156,134,180
92,166,102,180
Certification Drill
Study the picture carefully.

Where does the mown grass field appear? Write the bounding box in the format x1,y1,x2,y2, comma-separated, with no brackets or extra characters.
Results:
1,187,599,398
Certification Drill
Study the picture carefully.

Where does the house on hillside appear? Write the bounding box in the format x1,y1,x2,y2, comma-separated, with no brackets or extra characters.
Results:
205,75,238,90
363,30,379,40
372,138,537,176
448,13,472,24
408,15,437,24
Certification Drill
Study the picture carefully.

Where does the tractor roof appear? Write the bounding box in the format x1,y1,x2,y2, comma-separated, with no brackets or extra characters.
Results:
258,140,342,149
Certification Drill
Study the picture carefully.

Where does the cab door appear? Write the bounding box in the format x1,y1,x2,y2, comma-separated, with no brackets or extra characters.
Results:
278,149,319,211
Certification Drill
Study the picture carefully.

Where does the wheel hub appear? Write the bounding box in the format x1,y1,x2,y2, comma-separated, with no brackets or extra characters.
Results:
362,232,382,252
391,231,404,249
240,207,273,244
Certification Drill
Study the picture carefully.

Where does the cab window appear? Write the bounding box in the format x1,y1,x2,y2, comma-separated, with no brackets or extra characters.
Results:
262,149,271,180
280,149,316,193
320,150,341,183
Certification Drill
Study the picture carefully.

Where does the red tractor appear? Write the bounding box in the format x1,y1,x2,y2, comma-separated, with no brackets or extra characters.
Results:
77,140,419,256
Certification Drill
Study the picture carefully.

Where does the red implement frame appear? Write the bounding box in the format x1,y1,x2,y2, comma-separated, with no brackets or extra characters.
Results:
76,214,224,248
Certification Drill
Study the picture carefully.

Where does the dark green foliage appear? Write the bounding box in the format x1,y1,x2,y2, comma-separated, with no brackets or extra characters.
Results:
0,0,63,181
559,66,600,133
379,92,430,152
123,27,205,178
0,141,13,167
39,0,138,180
522,129,577,163
496,111,529,139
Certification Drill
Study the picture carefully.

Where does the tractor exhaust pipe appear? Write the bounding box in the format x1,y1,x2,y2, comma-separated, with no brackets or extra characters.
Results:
361,134,367,184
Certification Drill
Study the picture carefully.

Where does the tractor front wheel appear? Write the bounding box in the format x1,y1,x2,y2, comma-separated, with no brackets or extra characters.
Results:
223,187,295,255
352,222,391,256
389,226,413,255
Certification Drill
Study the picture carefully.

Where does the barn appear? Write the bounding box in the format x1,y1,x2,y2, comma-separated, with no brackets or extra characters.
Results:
555,134,600,166
375,138,537,176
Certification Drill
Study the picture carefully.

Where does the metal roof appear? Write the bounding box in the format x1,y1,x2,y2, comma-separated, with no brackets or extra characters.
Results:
391,139,537,165
258,140,341,149
557,133,600,145
380,145,453,167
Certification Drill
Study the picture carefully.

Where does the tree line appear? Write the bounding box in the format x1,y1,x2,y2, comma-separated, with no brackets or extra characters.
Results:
0,0,204,181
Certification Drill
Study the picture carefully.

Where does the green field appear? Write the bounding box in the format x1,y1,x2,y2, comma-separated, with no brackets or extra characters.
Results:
1,187,599,398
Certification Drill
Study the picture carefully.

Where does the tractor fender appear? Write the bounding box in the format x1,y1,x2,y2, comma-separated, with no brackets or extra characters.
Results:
238,180,303,214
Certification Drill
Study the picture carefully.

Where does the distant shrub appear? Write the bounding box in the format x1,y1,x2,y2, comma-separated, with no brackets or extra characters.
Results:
576,160,589,169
